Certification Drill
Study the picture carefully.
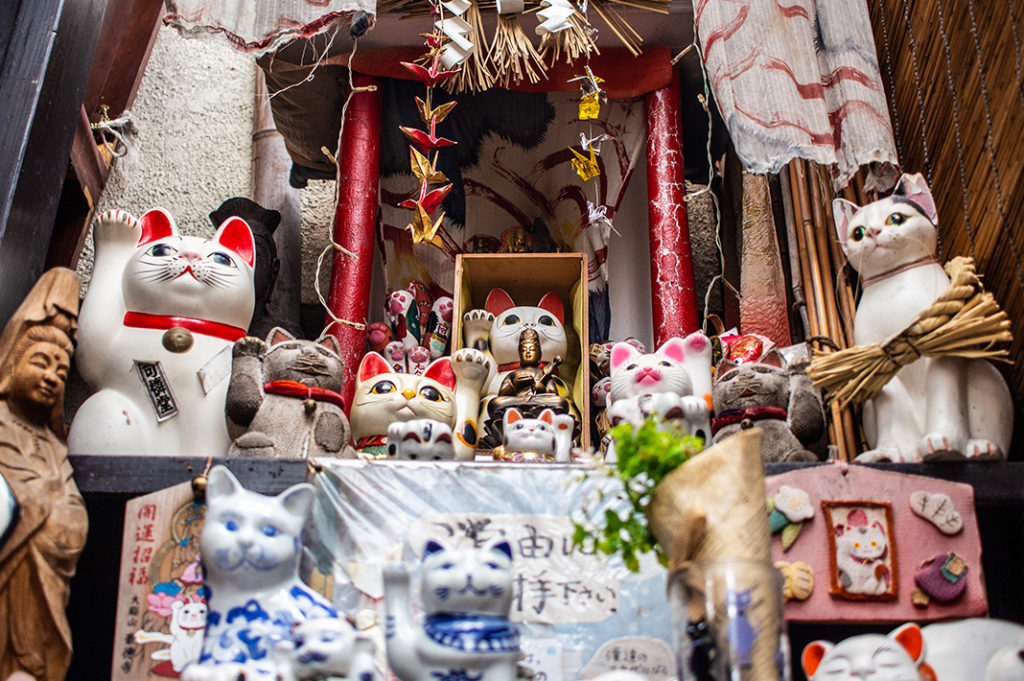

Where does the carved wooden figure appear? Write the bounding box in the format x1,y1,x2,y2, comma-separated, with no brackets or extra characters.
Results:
0,268,89,681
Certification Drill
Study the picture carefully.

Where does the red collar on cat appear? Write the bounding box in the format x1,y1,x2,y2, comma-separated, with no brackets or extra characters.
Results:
263,380,346,410
123,311,247,342
861,256,939,287
711,406,787,436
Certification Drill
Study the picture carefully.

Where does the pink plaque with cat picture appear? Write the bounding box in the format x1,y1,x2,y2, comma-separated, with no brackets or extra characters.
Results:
767,465,986,622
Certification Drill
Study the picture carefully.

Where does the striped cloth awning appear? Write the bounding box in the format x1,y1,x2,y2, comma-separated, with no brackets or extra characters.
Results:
696,0,899,191
163,0,375,53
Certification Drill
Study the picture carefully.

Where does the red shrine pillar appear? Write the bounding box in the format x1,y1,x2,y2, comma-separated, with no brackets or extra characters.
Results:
645,68,698,345
326,73,382,410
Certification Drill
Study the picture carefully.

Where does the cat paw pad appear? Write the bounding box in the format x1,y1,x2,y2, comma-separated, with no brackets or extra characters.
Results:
462,309,495,348
918,434,965,461
93,209,140,244
452,348,492,389
855,448,899,463
232,335,266,359
965,438,1004,461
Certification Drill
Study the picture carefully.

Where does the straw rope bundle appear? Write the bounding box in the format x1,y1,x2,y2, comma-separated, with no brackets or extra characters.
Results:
807,256,1012,408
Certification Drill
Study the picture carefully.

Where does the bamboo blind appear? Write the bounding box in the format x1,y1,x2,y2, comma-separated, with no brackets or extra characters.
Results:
869,0,1024,432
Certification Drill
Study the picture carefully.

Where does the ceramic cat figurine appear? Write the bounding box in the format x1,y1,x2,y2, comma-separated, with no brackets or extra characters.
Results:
386,419,456,460
350,352,457,456
921,619,1024,681
383,538,520,681
803,623,928,681
711,360,825,462
500,407,560,462
834,173,1013,462
183,466,376,681
275,618,378,681
225,328,354,459
71,208,255,455
463,289,569,395
606,334,713,444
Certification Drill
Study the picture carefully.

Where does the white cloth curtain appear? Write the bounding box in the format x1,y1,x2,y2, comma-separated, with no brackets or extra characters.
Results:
163,0,375,53
696,0,899,190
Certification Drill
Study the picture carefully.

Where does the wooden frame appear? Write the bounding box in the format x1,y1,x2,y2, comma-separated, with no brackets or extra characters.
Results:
822,499,898,601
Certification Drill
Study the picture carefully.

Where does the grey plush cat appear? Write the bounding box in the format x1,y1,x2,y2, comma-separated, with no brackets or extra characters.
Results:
226,327,355,458
711,359,826,463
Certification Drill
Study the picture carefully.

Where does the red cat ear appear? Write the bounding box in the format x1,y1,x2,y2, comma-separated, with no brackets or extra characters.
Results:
890,623,925,663
358,352,393,382
214,216,255,268
832,198,858,243
537,291,564,324
423,357,456,391
505,408,523,425
539,408,554,425
610,342,639,371
485,288,516,316
138,208,177,246
267,327,293,345
801,641,832,678
658,337,687,363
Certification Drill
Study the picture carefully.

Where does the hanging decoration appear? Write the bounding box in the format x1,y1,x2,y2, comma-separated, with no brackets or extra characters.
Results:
399,9,461,248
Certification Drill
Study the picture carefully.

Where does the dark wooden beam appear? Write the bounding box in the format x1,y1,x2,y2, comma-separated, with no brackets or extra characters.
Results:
87,0,163,120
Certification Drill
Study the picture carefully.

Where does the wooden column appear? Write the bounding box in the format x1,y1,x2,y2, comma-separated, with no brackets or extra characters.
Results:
326,73,381,409
645,68,698,344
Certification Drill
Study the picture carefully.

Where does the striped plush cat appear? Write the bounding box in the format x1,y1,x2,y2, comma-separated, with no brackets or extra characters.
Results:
834,173,1012,462
70,208,255,456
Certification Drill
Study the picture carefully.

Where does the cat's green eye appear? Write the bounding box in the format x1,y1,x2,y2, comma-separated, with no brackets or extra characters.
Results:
851,226,866,242
371,380,396,394
209,251,235,267
885,212,907,225
148,243,177,257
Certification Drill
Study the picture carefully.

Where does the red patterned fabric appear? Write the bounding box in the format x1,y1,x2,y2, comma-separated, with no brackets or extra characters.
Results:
695,0,898,190
163,0,374,53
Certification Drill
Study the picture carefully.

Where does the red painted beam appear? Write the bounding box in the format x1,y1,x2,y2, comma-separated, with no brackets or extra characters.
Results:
326,74,382,410
645,68,698,344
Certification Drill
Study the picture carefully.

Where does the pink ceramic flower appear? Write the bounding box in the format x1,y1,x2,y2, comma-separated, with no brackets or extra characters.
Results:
146,592,181,617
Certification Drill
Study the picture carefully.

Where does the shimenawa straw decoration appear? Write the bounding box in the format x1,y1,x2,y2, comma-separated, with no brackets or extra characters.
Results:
807,256,1012,408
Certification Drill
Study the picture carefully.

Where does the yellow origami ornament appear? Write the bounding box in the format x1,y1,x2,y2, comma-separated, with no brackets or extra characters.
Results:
408,205,446,248
570,146,600,181
579,92,601,120
569,67,605,120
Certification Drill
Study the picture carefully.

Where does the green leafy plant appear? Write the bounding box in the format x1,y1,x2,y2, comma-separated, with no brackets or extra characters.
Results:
572,418,704,571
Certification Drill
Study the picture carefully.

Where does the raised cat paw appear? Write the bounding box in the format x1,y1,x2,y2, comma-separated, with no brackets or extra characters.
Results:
918,433,965,462
93,209,140,246
965,438,1005,461
232,335,267,359
452,347,492,393
462,309,495,350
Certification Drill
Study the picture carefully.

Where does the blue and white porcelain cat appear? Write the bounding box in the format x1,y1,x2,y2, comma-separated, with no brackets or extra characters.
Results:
183,466,375,681
383,538,520,681
71,208,255,455
833,173,1012,462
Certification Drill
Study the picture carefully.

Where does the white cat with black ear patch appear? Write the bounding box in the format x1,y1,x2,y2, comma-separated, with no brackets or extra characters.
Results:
834,173,1012,462
71,208,256,455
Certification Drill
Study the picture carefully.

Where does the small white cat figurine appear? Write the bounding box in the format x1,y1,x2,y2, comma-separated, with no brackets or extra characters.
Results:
605,334,713,449
802,623,927,681
386,419,456,460
383,537,520,681
834,173,1013,462
182,466,376,681
499,407,572,462
71,208,255,455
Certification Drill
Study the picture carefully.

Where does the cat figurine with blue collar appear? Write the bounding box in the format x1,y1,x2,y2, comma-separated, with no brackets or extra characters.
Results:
383,537,520,681
182,466,376,681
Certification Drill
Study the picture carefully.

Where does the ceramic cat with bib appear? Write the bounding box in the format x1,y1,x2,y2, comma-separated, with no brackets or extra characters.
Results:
182,465,377,681
834,173,1012,462
383,537,520,681
71,208,255,455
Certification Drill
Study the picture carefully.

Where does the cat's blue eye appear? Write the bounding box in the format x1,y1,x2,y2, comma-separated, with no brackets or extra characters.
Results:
419,386,444,402
885,212,907,226
225,520,239,531
371,380,396,394
851,226,866,241
538,315,555,327
501,314,520,326
441,562,455,570
262,525,279,537
208,252,235,267
147,243,177,257
485,562,500,569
